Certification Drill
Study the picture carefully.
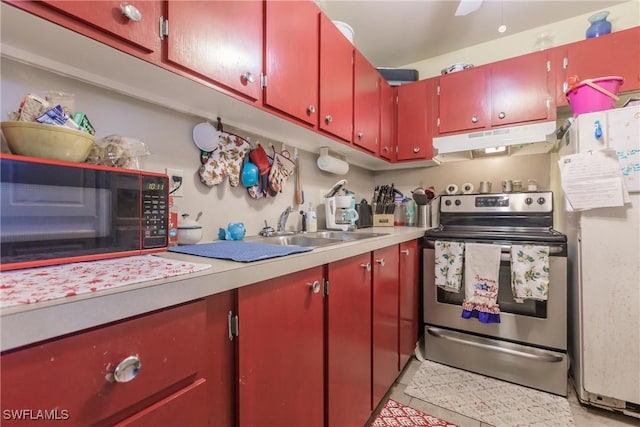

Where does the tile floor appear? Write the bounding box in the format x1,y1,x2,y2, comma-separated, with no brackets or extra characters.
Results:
370,357,640,427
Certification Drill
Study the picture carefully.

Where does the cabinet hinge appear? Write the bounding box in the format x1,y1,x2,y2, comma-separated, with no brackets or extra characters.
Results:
159,16,169,40
323,278,329,297
260,73,267,89
546,60,551,72
436,85,440,96
227,311,239,341
563,57,569,69
436,117,440,128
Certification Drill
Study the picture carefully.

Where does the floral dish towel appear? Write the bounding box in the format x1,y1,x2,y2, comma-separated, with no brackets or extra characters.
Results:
434,241,464,293
461,243,501,324
511,245,550,302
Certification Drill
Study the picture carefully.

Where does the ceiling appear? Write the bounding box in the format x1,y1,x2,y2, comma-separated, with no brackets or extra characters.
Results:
319,0,628,68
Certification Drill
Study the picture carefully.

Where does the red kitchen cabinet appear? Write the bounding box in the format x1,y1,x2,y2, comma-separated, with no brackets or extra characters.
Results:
0,301,208,426
398,240,419,370
438,65,488,134
327,253,372,427
372,245,400,407
396,77,437,160
319,13,354,142
264,0,320,125
379,82,396,160
165,0,262,102
4,0,162,62
237,267,324,427
353,50,380,153
554,26,640,107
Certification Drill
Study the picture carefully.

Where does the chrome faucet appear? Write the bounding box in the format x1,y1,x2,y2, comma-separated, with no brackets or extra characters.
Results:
277,206,293,233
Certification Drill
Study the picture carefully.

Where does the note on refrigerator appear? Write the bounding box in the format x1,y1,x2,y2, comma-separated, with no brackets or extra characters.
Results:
558,149,631,211
608,107,640,193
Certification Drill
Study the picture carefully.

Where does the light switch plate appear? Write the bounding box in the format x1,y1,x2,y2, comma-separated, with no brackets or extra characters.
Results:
166,168,184,197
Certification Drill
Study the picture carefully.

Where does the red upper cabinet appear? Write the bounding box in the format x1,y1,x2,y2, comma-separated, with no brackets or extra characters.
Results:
6,0,162,61
379,82,396,160
398,240,419,370
396,77,436,161
164,0,262,102
264,0,320,125
353,51,380,153
237,267,324,427
490,50,552,127
438,65,489,134
372,245,400,408
555,27,640,107
319,13,354,142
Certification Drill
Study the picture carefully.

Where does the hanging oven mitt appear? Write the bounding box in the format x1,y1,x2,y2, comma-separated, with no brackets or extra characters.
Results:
268,151,296,196
198,132,250,187
248,145,272,198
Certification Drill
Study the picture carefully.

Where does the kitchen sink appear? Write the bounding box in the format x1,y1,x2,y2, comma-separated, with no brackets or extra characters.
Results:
305,231,389,241
254,231,388,248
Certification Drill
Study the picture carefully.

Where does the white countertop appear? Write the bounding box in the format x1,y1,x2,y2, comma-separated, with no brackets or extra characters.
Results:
0,227,426,352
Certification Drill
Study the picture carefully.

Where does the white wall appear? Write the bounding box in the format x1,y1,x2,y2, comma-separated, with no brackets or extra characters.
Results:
403,1,640,79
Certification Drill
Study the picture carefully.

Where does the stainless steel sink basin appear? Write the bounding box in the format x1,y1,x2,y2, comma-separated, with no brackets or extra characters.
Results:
306,231,389,241
259,235,342,248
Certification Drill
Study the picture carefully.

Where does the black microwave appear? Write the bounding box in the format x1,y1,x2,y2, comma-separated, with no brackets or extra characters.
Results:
0,154,170,271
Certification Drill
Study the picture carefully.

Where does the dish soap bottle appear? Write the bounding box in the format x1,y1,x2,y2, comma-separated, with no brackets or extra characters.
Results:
168,196,179,246
306,203,318,232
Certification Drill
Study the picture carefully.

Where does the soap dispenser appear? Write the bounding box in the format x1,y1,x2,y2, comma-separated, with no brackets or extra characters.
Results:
306,203,318,232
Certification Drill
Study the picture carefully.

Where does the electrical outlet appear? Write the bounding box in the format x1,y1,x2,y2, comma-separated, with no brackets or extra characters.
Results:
166,168,184,197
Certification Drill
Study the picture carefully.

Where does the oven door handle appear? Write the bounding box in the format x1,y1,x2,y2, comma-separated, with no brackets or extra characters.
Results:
424,241,564,255
426,327,564,363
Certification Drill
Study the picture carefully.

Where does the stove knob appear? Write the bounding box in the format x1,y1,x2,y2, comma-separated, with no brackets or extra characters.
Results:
537,197,546,205
525,197,533,205
455,199,462,206
444,199,452,206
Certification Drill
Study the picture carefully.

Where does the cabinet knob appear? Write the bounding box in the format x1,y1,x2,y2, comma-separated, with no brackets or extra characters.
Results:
401,249,410,255
498,112,506,120
307,105,316,115
375,258,385,267
325,115,333,124
308,280,321,294
383,146,389,152
360,262,371,272
412,147,420,153
242,72,255,83
357,131,364,140
108,355,141,383
471,115,479,123
121,4,142,22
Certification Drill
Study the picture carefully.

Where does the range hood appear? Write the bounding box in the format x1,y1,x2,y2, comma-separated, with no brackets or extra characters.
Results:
432,121,558,162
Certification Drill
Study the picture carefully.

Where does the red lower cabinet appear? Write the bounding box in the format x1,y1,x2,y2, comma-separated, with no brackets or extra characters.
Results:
399,240,419,369
327,253,372,427
237,267,325,427
372,245,400,407
0,300,208,426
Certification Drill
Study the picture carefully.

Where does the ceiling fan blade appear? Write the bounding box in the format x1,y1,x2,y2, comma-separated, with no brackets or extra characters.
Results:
455,0,483,16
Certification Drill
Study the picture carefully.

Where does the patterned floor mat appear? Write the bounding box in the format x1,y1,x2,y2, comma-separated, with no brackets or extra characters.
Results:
370,398,459,427
405,360,574,427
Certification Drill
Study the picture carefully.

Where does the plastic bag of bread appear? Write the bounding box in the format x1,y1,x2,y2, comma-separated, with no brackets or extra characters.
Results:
86,135,150,169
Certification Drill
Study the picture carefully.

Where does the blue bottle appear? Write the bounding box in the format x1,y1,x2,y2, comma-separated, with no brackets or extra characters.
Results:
586,11,612,39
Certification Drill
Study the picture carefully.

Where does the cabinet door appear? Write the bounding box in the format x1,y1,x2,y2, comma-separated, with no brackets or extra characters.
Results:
238,267,324,427
327,253,372,427
165,0,262,101
561,27,640,107
491,51,552,127
319,13,354,142
438,66,488,134
396,78,435,160
372,245,400,407
398,240,419,370
379,82,395,160
353,51,380,153
264,0,319,125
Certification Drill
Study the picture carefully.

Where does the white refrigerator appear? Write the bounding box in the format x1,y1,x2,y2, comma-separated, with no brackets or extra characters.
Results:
557,106,640,417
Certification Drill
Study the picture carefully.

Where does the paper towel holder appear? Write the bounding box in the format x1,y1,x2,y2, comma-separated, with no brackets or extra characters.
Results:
317,147,349,175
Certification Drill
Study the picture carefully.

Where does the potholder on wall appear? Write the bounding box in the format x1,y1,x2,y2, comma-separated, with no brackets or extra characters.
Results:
247,145,272,199
268,151,296,196
198,133,251,187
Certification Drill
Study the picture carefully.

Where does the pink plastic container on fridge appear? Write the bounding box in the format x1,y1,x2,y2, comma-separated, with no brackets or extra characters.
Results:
565,76,624,116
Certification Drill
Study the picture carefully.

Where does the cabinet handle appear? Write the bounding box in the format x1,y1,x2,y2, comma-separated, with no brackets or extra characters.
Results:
357,131,364,140
242,72,255,83
308,280,321,294
498,112,506,120
471,115,479,123
121,4,142,22
401,249,410,255
307,105,316,115
325,115,333,124
108,355,141,383
360,262,371,272
412,147,420,153
375,258,385,267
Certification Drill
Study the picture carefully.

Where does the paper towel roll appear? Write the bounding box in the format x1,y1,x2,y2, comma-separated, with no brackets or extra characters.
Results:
445,184,458,195
317,147,349,175
462,182,474,194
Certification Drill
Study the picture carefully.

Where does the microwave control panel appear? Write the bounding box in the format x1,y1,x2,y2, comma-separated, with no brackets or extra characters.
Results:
141,175,170,248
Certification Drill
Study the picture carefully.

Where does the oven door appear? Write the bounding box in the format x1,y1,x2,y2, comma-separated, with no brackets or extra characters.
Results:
422,239,567,351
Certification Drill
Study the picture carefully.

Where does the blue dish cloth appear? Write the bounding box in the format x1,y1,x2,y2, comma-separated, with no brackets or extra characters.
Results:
168,241,313,262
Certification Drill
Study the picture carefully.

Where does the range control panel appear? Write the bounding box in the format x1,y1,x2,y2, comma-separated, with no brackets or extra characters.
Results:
440,191,553,213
